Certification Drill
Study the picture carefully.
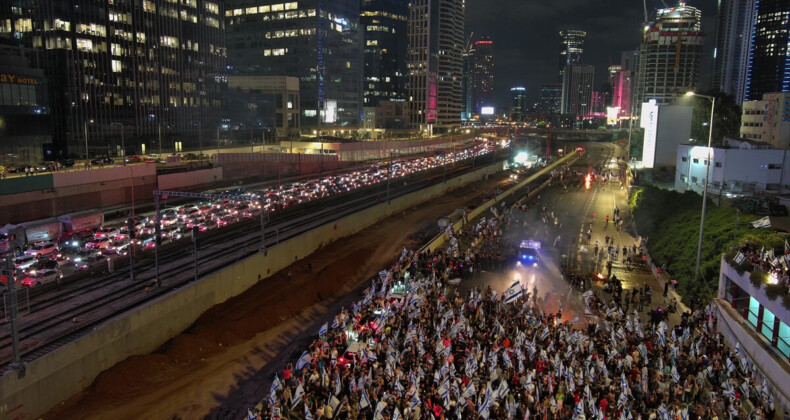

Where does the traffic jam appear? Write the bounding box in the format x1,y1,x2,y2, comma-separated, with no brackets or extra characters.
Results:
0,141,500,290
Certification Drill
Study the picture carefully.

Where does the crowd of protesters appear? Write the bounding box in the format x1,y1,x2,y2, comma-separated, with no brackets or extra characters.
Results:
735,241,790,294
250,206,782,420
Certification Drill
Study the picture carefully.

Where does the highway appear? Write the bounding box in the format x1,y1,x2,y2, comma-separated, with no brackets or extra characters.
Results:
0,148,513,371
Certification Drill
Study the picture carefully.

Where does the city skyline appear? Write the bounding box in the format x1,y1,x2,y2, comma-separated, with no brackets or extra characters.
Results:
465,0,718,106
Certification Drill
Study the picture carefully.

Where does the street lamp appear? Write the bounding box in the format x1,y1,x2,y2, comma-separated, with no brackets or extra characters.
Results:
686,91,716,280
112,122,126,165
83,119,94,161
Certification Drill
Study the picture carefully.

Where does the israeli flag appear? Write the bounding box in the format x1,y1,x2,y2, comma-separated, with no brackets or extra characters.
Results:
365,348,378,362
268,390,277,406
373,401,387,419
410,394,421,411
359,389,371,410
726,357,735,375
392,407,403,420
503,280,523,304
734,251,746,265
292,382,305,408
491,289,498,302
295,351,312,371
656,329,666,346
671,365,680,383
319,322,328,337
751,216,771,228
463,380,476,398
679,407,689,420
761,381,770,399
572,401,584,420
657,404,668,420
304,404,314,420
271,374,282,394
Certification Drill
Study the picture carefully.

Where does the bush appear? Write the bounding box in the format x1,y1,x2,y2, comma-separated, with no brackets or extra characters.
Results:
629,186,787,304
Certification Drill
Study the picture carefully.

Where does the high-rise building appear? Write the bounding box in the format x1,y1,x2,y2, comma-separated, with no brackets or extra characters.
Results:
225,0,362,128
558,28,586,81
712,0,756,104
611,69,634,116
744,0,790,102
407,0,464,132
361,0,408,107
510,87,528,121
0,0,226,158
0,43,52,163
461,44,474,121
740,92,790,149
470,37,494,114
538,83,562,114
636,2,705,108
561,64,594,118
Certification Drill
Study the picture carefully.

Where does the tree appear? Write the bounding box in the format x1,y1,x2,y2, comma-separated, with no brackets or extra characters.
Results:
688,92,741,146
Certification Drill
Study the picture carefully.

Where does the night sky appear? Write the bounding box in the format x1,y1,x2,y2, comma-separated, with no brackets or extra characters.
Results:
465,0,719,107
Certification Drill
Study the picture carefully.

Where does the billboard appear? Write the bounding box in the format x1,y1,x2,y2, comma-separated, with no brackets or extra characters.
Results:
481,106,495,115
323,100,337,124
606,107,620,125
640,101,658,168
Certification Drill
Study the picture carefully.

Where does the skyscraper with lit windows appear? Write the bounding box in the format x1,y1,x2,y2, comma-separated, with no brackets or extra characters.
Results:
558,28,586,81
360,0,407,107
407,0,464,132
0,0,226,158
225,0,362,128
743,0,790,102
470,37,494,114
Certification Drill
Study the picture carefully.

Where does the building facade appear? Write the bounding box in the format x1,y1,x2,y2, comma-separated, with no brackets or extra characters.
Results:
716,256,790,412
0,43,52,164
225,0,362,129
740,92,790,149
744,0,790,102
675,140,790,195
636,2,705,109
712,0,755,104
0,0,226,158
538,83,562,114
361,0,407,107
469,37,494,114
407,0,464,133
558,28,586,81
561,64,594,118
611,70,633,117
510,86,528,121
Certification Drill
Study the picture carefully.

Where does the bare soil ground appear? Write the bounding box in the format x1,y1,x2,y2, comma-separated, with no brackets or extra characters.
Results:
44,175,507,420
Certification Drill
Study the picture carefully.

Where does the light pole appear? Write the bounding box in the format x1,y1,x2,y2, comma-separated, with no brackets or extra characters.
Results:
686,91,716,280
113,123,126,165
83,119,94,161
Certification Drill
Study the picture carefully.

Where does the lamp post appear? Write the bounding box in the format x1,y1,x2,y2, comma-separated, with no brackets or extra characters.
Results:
686,91,716,280
113,123,125,165
83,119,94,161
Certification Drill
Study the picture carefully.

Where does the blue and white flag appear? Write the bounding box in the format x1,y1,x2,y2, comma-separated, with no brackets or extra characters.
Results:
359,389,371,410
318,322,328,337
671,365,680,383
734,251,746,265
248,409,257,420
373,401,387,419
503,280,523,304
271,374,282,394
463,380,476,398
304,404,314,420
751,216,771,228
295,351,312,371
657,404,669,420
726,357,735,375
572,401,584,420
392,407,403,420
292,382,305,408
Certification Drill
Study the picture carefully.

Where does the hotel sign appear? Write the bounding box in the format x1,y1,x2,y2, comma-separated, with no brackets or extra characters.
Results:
0,74,39,85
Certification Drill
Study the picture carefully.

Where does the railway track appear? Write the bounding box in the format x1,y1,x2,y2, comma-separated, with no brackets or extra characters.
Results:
0,151,508,372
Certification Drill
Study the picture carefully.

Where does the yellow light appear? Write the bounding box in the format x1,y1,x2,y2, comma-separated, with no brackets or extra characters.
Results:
685,91,695,96
768,272,779,284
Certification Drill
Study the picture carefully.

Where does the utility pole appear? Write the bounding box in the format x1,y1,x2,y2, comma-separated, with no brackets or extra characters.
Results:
259,200,267,254
154,193,161,288
192,226,199,282
158,124,162,156
6,254,24,376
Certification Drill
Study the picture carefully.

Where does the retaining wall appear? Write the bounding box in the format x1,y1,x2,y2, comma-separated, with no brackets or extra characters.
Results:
0,161,505,420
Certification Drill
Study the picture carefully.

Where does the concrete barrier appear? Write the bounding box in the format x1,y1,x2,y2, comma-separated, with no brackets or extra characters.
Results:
158,168,223,191
0,161,505,420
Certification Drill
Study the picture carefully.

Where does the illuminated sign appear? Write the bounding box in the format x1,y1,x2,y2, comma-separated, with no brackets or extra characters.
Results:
323,100,337,124
641,101,658,168
0,74,39,85
481,106,495,115
606,107,621,125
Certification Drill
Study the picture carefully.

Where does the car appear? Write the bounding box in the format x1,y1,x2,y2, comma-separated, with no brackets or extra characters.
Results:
128,155,143,163
517,240,541,267
74,254,107,271
24,242,58,258
58,158,76,168
58,233,93,251
202,219,218,230
19,269,61,288
103,240,131,256
161,226,183,241
66,248,103,263
91,157,115,165
27,258,60,274
86,237,113,249
94,227,120,239
13,255,38,271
